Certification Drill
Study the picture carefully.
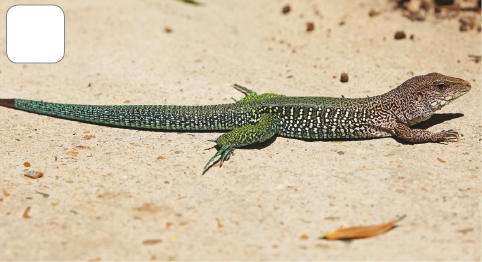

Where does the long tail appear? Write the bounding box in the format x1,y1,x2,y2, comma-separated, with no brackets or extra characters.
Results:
0,99,245,130
0,99,15,108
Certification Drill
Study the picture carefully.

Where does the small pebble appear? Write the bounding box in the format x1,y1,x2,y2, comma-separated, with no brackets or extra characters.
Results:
340,73,349,83
306,22,315,32
25,171,44,179
368,9,379,17
394,31,406,40
282,5,291,14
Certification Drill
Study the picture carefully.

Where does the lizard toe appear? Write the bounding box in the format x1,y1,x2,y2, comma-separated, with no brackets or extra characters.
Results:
441,129,459,142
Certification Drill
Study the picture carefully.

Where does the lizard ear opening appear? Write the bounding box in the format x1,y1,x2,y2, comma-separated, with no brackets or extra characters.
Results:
417,92,423,102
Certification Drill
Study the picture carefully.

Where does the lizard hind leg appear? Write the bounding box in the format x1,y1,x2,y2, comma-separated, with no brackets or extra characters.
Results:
232,84,286,103
203,114,279,174
234,84,258,96
232,84,259,103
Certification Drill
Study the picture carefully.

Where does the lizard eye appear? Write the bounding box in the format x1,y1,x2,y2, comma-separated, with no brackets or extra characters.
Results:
436,83,447,91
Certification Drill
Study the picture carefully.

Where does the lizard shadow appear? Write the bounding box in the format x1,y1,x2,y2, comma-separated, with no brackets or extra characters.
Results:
410,113,464,129
239,135,278,150
392,113,465,145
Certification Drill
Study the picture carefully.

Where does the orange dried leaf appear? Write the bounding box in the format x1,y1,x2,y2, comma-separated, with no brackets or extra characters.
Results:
216,217,223,228
322,215,405,240
66,151,79,156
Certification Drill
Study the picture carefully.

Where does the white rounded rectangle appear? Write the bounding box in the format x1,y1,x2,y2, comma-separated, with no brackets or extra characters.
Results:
7,5,65,63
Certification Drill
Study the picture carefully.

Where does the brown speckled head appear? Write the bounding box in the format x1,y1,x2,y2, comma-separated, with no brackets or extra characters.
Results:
386,73,471,127
422,73,471,111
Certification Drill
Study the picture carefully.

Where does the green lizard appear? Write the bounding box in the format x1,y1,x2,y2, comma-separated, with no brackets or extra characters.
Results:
0,73,471,173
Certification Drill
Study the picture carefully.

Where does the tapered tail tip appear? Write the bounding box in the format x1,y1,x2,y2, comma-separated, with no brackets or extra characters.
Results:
0,99,16,108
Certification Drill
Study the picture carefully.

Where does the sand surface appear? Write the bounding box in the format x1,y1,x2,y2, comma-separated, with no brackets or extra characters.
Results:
0,0,480,260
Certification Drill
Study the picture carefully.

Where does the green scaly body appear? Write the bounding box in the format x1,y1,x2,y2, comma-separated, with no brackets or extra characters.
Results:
13,96,383,139
0,73,471,173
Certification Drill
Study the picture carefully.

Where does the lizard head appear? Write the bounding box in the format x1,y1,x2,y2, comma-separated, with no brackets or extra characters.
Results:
416,73,471,112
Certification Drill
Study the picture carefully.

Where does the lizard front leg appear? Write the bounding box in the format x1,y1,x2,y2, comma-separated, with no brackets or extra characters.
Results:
393,122,459,143
203,114,279,173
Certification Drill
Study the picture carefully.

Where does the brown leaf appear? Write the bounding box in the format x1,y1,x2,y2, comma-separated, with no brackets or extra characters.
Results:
322,215,405,240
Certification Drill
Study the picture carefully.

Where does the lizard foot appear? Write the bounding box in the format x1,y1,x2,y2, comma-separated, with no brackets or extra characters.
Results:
203,145,235,174
439,129,459,143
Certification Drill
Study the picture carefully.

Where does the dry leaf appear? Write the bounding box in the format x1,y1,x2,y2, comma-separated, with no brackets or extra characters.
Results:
83,135,96,140
143,239,162,245
23,207,32,219
322,215,405,240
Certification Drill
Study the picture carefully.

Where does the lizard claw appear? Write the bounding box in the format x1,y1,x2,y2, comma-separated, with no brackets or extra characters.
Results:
440,129,459,143
204,139,218,150
203,145,235,174
204,145,216,150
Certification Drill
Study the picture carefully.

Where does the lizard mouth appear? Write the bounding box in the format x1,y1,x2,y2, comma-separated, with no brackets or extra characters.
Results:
431,88,469,111
450,90,470,100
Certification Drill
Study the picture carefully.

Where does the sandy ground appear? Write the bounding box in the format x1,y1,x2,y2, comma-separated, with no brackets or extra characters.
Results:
0,0,480,260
